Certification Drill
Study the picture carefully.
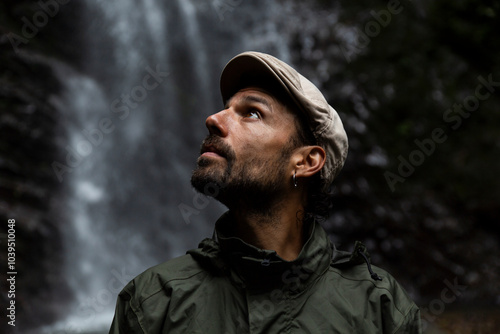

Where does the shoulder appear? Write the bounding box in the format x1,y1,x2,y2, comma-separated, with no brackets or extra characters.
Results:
110,253,210,334
119,252,208,305
326,264,421,332
329,242,418,315
329,262,404,290
329,264,414,304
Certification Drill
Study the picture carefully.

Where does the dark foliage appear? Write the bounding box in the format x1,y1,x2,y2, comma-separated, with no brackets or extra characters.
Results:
287,0,500,304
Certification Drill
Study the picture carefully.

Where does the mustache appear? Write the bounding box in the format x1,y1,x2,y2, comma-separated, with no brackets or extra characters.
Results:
200,135,235,161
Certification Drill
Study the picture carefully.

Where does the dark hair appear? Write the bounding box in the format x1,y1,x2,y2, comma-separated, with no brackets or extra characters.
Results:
291,109,334,223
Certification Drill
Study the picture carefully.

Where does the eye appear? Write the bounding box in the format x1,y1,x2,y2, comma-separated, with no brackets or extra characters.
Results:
245,110,261,119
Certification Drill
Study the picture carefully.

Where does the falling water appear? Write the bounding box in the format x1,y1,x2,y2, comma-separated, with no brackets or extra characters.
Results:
34,1,300,332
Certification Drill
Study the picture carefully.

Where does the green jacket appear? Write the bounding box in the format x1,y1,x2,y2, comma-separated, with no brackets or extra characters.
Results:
109,212,421,333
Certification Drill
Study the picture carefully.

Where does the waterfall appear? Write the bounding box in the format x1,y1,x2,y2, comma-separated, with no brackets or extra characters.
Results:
36,1,296,332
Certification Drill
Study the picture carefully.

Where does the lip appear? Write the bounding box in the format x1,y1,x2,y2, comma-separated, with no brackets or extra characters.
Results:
201,145,225,159
201,151,223,158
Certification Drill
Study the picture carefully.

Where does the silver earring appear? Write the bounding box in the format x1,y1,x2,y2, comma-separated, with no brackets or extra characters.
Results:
293,171,298,188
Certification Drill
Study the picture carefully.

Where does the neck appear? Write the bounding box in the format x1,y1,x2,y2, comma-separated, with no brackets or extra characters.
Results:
229,195,306,261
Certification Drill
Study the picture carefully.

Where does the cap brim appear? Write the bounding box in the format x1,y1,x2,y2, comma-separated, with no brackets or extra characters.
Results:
220,53,291,105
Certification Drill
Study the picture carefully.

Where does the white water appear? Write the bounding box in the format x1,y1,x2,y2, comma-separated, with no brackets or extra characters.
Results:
40,1,300,332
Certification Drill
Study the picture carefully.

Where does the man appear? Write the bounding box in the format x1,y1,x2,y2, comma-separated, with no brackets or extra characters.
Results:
109,51,421,333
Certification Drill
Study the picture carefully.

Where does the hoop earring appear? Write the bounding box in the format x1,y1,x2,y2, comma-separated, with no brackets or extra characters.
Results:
293,171,298,188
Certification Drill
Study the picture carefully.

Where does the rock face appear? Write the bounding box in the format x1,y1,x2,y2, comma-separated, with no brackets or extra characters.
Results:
0,29,66,334
0,51,70,331
0,1,85,331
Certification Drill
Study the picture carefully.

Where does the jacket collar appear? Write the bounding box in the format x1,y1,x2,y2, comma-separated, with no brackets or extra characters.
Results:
210,211,334,292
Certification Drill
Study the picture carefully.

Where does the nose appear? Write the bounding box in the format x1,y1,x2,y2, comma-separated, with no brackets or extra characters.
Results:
205,109,229,137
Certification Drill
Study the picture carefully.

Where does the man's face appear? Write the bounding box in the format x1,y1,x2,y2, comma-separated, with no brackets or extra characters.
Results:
191,87,300,210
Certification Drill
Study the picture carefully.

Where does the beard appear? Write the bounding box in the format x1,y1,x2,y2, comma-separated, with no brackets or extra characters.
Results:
191,135,294,213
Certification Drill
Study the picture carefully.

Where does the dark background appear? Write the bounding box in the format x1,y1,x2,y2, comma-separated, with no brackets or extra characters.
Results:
1,0,499,333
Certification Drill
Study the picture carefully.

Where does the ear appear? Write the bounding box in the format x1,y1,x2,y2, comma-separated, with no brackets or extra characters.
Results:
291,145,326,179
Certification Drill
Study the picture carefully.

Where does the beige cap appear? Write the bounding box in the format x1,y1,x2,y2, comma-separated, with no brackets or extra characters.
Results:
220,51,348,188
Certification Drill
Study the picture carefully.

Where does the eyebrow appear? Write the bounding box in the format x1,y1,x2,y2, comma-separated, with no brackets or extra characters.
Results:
225,94,273,112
